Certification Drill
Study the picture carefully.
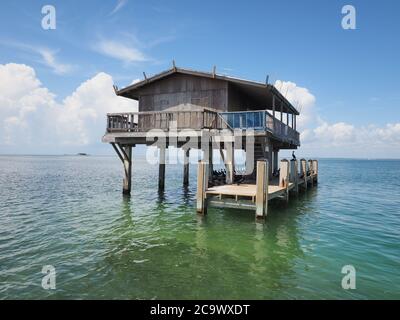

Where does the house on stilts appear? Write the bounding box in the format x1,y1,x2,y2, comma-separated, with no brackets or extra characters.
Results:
102,65,318,220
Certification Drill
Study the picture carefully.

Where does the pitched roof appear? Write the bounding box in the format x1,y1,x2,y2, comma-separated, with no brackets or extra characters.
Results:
115,67,300,115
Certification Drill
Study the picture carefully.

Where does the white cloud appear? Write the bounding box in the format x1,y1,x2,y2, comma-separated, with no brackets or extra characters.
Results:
95,40,147,63
274,79,400,158
274,80,316,130
110,0,128,15
38,48,72,75
0,63,137,150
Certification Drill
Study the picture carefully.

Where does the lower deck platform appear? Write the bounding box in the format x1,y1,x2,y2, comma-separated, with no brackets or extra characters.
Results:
197,159,318,219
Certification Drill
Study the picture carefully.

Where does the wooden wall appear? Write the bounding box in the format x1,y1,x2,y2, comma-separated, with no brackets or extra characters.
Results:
137,73,228,112
135,73,277,113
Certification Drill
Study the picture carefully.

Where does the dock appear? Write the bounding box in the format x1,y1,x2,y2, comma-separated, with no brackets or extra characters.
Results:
196,159,318,219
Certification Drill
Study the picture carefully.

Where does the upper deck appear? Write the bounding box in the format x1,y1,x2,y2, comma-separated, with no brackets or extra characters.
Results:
104,108,300,147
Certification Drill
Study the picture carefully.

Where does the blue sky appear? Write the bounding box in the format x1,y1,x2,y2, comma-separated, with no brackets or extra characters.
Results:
0,0,399,157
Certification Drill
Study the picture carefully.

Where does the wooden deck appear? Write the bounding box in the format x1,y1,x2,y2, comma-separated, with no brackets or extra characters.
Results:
206,182,298,200
197,159,318,219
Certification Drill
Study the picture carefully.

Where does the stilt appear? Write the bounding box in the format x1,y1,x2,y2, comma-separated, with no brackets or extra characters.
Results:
196,161,208,214
245,138,254,175
255,160,269,219
111,143,132,195
183,148,190,186
273,149,279,174
266,141,273,177
208,145,213,180
158,146,166,191
225,142,234,184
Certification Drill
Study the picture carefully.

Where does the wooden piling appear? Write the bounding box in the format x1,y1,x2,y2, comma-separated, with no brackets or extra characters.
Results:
196,161,208,214
308,160,314,187
208,146,213,179
183,148,190,186
279,159,289,202
225,142,234,184
111,143,132,195
158,146,166,190
255,160,268,219
123,146,132,195
312,159,318,183
290,159,299,193
300,159,308,191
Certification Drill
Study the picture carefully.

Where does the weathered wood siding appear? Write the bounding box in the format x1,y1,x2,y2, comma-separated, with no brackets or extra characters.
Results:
136,73,228,112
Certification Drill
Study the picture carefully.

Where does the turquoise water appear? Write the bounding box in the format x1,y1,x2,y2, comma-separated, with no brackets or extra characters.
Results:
0,155,399,299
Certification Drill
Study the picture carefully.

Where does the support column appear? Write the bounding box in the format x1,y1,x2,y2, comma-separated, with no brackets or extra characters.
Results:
183,148,190,186
279,159,289,202
196,161,208,215
208,145,213,180
123,146,132,195
158,146,166,191
273,150,279,174
308,160,314,187
111,143,133,195
255,160,269,219
225,142,234,184
290,159,299,194
265,139,273,177
300,159,308,191
272,95,276,119
313,159,318,184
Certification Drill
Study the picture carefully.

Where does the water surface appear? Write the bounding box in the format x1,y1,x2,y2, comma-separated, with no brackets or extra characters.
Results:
0,156,399,299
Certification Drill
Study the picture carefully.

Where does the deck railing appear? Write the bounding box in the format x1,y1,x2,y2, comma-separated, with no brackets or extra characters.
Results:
106,109,299,145
219,110,300,144
107,109,231,132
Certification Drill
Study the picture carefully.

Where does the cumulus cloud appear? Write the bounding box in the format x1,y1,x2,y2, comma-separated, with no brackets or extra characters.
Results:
274,80,316,130
275,79,400,157
0,63,137,150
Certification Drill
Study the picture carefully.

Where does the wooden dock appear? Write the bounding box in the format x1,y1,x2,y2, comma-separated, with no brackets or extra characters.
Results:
196,159,318,219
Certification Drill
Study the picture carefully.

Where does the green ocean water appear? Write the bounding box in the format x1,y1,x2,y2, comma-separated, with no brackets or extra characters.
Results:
0,155,399,299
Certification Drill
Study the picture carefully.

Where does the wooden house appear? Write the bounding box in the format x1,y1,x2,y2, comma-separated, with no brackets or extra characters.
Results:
102,66,301,198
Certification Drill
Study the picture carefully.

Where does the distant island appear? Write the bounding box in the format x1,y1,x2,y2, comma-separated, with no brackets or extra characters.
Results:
77,153,89,156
